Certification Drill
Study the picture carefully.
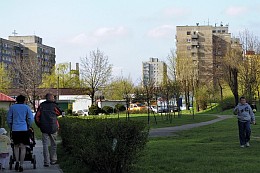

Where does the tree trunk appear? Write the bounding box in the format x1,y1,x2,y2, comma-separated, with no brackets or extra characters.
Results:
233,69,239,105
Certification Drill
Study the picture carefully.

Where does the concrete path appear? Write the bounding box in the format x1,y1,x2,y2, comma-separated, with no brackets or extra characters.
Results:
4,140,63,173
149,115,232,137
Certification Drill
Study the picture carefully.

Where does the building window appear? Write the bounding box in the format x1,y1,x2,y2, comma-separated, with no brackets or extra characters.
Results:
218,30,221,33
187,38,191,43
212,30,216,33
222,30,226,33
187,31,191,35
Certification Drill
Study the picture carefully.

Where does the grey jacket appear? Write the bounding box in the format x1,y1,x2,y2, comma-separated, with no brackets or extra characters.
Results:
234,103,255,122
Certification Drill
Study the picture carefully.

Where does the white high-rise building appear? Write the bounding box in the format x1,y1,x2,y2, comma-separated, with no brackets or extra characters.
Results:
142,58,167,87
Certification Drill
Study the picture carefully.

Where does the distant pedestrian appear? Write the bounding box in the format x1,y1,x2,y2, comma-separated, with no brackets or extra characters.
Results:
7,95,34,172
250,101,257,113
234,96,256,148
0,128,11,170
35,93,62,167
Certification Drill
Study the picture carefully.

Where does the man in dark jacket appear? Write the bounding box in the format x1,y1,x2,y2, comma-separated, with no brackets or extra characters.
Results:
35,93,62,167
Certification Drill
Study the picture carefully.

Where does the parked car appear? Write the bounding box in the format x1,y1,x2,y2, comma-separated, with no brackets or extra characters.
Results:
157,106,168,113
169,106,179,112
77,109,88,116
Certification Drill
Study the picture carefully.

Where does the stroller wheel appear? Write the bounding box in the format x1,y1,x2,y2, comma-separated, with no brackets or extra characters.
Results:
9,155,13,170
33,155,36,169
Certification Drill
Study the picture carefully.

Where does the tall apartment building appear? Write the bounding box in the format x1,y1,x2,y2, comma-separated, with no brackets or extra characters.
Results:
0,38,25,69
9,35,55,74
142,58,167,87
176,24,233,86
0,35,55,86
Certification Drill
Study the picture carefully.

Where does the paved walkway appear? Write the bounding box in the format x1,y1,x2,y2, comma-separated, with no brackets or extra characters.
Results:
149,115,232,137
4,140,63,173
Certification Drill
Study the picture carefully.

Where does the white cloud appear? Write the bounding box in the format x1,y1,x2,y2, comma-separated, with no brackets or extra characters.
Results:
226,6,248,16
93,26,128,38
147,25,175,39
68,26,129,46
163,7,189,17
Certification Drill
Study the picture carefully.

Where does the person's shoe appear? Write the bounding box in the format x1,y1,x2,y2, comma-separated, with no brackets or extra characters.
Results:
44,164,49,167
15,162,19,171
18,166,23,172
246,142,250,147
50,161,57,165
240,145,245,148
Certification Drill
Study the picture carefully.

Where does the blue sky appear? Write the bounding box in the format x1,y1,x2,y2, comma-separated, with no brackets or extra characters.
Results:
1,0,260,83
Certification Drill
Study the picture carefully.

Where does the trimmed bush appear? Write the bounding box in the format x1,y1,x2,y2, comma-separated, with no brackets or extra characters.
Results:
89,104,102,115
59,118,149,173
115,104,126,112
102,106,114,115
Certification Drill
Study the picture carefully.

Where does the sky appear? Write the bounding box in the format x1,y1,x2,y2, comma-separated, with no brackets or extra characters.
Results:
1,0,260,83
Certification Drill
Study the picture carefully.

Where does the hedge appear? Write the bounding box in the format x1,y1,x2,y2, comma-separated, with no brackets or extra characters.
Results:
59,118,149,173
102,106,114,115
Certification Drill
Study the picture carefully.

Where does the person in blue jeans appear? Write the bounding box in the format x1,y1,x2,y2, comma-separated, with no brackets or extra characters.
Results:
234,96,256,148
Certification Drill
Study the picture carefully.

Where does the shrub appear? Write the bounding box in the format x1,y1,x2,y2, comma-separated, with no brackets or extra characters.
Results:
102,106,114,115
59,118,149,173
115,104,126,112
66,109,72,115
128,108,147,114
89,105,102,115
0,109,7,128
220,97,236,111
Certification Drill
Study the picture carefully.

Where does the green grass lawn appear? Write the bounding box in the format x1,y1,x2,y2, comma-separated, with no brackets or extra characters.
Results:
77,113,217,129
134,117,260,173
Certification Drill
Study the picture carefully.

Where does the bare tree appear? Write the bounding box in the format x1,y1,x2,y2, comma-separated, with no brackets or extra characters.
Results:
81,49,113,105
141,79,156,125
10,55,43,112
122,77,134,121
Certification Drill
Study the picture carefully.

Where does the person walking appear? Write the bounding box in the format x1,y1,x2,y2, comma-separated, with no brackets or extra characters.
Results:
7,95,34,172
35,93,62,167
234,96,256,148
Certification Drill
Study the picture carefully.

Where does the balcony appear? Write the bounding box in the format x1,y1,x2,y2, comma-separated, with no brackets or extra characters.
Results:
191,34,198,39
191,41,199,46
191,48,198,53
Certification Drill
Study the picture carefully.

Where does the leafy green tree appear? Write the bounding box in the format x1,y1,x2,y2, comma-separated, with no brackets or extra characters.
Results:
40,63,81,88
222,45,242,105
103,77,134,100
0,63,11,93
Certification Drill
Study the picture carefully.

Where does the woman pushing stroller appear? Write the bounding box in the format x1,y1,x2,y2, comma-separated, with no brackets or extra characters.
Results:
7,95,34,172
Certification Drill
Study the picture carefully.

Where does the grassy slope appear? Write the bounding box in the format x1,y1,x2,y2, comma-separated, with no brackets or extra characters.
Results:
134,117,260,173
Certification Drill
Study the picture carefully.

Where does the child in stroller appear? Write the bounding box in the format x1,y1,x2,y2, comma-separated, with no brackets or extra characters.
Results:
0,128,11,170
9,127,37,170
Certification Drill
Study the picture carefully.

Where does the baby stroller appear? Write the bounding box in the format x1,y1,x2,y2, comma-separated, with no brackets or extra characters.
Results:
9,127,37,170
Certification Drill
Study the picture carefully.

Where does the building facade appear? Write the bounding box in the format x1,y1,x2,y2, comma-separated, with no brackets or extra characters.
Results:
176,24,233,86
8,35,55,74
142,58,167,87
0,35,55,86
